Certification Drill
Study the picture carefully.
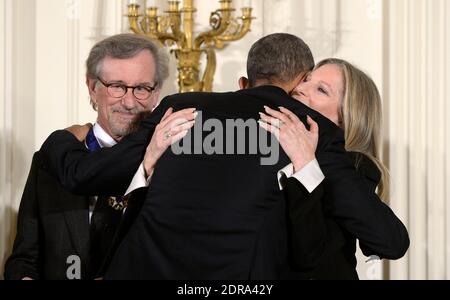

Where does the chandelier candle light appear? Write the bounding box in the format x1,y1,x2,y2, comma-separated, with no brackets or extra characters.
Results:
126,0,254,92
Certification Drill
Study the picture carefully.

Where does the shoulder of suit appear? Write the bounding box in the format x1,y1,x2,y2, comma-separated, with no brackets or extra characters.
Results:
162,91,233,101
34,129,79,171
33,150,51,171
348,152,381,185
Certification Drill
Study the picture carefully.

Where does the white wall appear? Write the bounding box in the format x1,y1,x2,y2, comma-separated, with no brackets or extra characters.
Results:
0,0,37,277
35,0,124,146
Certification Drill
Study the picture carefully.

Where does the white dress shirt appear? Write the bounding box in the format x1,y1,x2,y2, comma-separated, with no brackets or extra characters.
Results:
125,158,325,196
88,123,117,223
125,162,153,196
93,123,117,149
277,159,325,193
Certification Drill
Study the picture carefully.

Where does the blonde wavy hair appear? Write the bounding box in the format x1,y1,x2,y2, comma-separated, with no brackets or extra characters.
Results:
315,58,389,201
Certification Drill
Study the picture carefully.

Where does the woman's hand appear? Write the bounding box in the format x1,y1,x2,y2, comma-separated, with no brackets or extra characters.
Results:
143,108,197,177
259,106,319,172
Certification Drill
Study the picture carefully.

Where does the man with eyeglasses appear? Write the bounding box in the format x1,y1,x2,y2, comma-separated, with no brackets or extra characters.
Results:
4,33,194,280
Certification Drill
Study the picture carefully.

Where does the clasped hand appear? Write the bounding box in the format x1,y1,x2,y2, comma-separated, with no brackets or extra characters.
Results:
259,106,319,173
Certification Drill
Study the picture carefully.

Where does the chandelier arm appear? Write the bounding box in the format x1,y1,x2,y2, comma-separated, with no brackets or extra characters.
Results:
129,18,145,35
126,1,254,93
216,21,252,42
139,18,151,34
216,8,254,42
168,14,186,48
194,10,232,49
157,33,179,44
126,4,145,35
201,48,217,92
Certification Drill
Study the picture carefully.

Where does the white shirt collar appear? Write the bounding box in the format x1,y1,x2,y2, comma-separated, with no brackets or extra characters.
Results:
93,123,117,148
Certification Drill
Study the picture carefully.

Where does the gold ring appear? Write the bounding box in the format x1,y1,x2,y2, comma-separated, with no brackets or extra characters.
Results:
164,131,172,140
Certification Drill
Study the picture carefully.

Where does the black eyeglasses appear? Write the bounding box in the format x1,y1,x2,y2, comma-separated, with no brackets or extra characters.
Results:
97,77,157,100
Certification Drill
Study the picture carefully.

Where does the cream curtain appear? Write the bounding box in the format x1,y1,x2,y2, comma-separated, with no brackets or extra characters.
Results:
387,0,450,280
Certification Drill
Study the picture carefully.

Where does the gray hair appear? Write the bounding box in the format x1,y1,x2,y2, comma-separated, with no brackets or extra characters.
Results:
246,33,314,87
86,33,169,89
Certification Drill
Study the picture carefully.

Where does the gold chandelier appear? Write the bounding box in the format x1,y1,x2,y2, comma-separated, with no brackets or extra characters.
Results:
126,0,254,92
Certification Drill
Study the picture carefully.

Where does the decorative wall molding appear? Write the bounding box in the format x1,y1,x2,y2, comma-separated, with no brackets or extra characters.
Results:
0,0,13,277
303,0,340,57
0,0,37,277
261,0,340,58
263,0,294,34
66,0,81,124
445,0,450,280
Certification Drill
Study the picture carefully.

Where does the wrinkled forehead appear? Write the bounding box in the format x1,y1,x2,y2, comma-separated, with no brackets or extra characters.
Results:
98,50,157,83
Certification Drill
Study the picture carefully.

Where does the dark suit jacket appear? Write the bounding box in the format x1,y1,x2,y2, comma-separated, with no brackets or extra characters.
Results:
4,151,92,280
3,150,146,280
39,85,395,279
284,153,410,279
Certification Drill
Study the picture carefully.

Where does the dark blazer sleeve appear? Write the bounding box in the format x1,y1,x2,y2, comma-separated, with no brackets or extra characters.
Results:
283,176,347,271
4,153,41,280
315,130,409,260
351,155,410,258
39,101,169,196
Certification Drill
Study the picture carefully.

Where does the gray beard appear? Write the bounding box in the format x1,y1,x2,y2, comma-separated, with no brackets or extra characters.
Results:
110,119,132,139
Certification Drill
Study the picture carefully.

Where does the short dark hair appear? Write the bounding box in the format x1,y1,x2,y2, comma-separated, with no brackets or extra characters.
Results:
246,33,314,87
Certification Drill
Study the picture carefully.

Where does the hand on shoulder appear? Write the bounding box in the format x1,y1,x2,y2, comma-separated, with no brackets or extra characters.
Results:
65,123,93,142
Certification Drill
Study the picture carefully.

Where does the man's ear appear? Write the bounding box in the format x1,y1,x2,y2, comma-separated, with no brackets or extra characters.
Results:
238,77,249,90
86,77,97,97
